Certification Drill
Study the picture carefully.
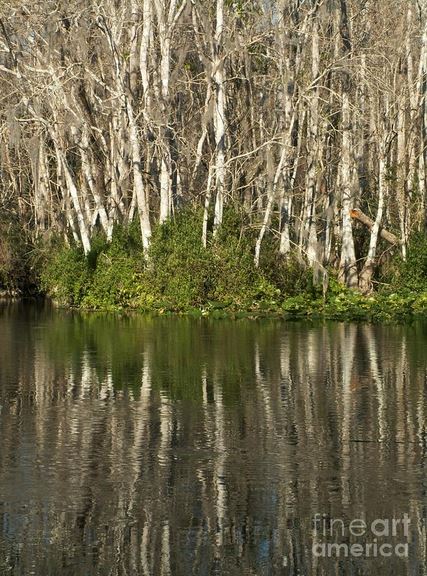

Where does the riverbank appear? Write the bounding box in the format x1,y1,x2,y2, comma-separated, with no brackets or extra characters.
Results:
2,291,427,323
1,210,427,323
34,290,424,323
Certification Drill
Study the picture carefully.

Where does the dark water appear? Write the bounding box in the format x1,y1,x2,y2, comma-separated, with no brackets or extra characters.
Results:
0,302,427,575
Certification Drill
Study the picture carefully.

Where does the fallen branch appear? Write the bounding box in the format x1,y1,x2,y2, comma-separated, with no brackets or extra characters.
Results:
350,209,401,246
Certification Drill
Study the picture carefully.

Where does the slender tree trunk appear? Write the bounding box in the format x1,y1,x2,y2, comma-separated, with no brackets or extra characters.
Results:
359,130,388,293
127,99,152,250
213,0,226,232
299,20,320,266
79,126,110,236
202,161,214,248
396,79,408,259
420,21,427,231
338,0,358,287
155,0,173,223
57,146,91,254
254,143,275,267
339,89,358,287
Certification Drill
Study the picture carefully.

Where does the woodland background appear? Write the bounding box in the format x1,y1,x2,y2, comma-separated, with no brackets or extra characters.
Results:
1,0,427,315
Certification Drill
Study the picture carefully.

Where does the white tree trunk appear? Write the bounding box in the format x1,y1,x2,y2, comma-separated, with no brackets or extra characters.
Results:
300,21,320,266
127,99,152,250
58,148,91,254
213,0,226,232
79,126,110,236
396,91,408,259
339,90,358,287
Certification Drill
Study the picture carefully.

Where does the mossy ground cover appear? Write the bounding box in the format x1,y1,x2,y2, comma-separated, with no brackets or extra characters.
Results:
28,208,427,322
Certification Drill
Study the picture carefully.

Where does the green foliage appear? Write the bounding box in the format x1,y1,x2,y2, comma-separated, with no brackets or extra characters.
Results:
142,208,212,310
210,210,275,306
261,250,312,297
41,241,89,306
278,288,427,323
82,252,144,310
37,209,427,322
282,294,319,318
390,233,427,293
40,225,147,310
324,289,373,321
82,224,145,310
138,206,278,311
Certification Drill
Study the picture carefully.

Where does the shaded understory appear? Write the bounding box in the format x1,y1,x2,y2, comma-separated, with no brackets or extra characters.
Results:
1,209,427,322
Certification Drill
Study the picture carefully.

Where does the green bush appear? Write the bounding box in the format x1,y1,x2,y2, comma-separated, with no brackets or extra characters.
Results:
208,208,281,307
210,234,270,306
41,242,89,306
141,206,266,310
82,252,144,310
262,251,311,297
37,209,427,320
82,224,145,310
142,208,212,310
390,233,427,293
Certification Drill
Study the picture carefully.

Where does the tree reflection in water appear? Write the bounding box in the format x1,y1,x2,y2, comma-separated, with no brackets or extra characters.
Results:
0,302,426,575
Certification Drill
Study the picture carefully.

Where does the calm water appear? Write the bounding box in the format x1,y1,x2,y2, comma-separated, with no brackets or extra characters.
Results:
0,302,426,575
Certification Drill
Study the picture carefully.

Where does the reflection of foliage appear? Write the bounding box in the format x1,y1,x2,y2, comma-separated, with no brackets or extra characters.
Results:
2,302,427,575
41,311,283,402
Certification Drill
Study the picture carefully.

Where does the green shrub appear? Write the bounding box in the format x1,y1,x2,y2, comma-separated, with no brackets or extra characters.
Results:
209,208,279,307
41,241,90,306
210,235,264,306
142,208,212,310
40,223,147,309
389,233,427,293
82,251,144,310
262,251,312,297
138,206,278,311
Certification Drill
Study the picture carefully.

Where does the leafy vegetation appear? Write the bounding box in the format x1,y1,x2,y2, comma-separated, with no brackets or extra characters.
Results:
41,242,89,306
1,0,427,319
34,208,427,322
388,233,427,293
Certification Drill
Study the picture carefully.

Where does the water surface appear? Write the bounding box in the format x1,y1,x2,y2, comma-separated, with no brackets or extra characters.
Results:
0,302,426,575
